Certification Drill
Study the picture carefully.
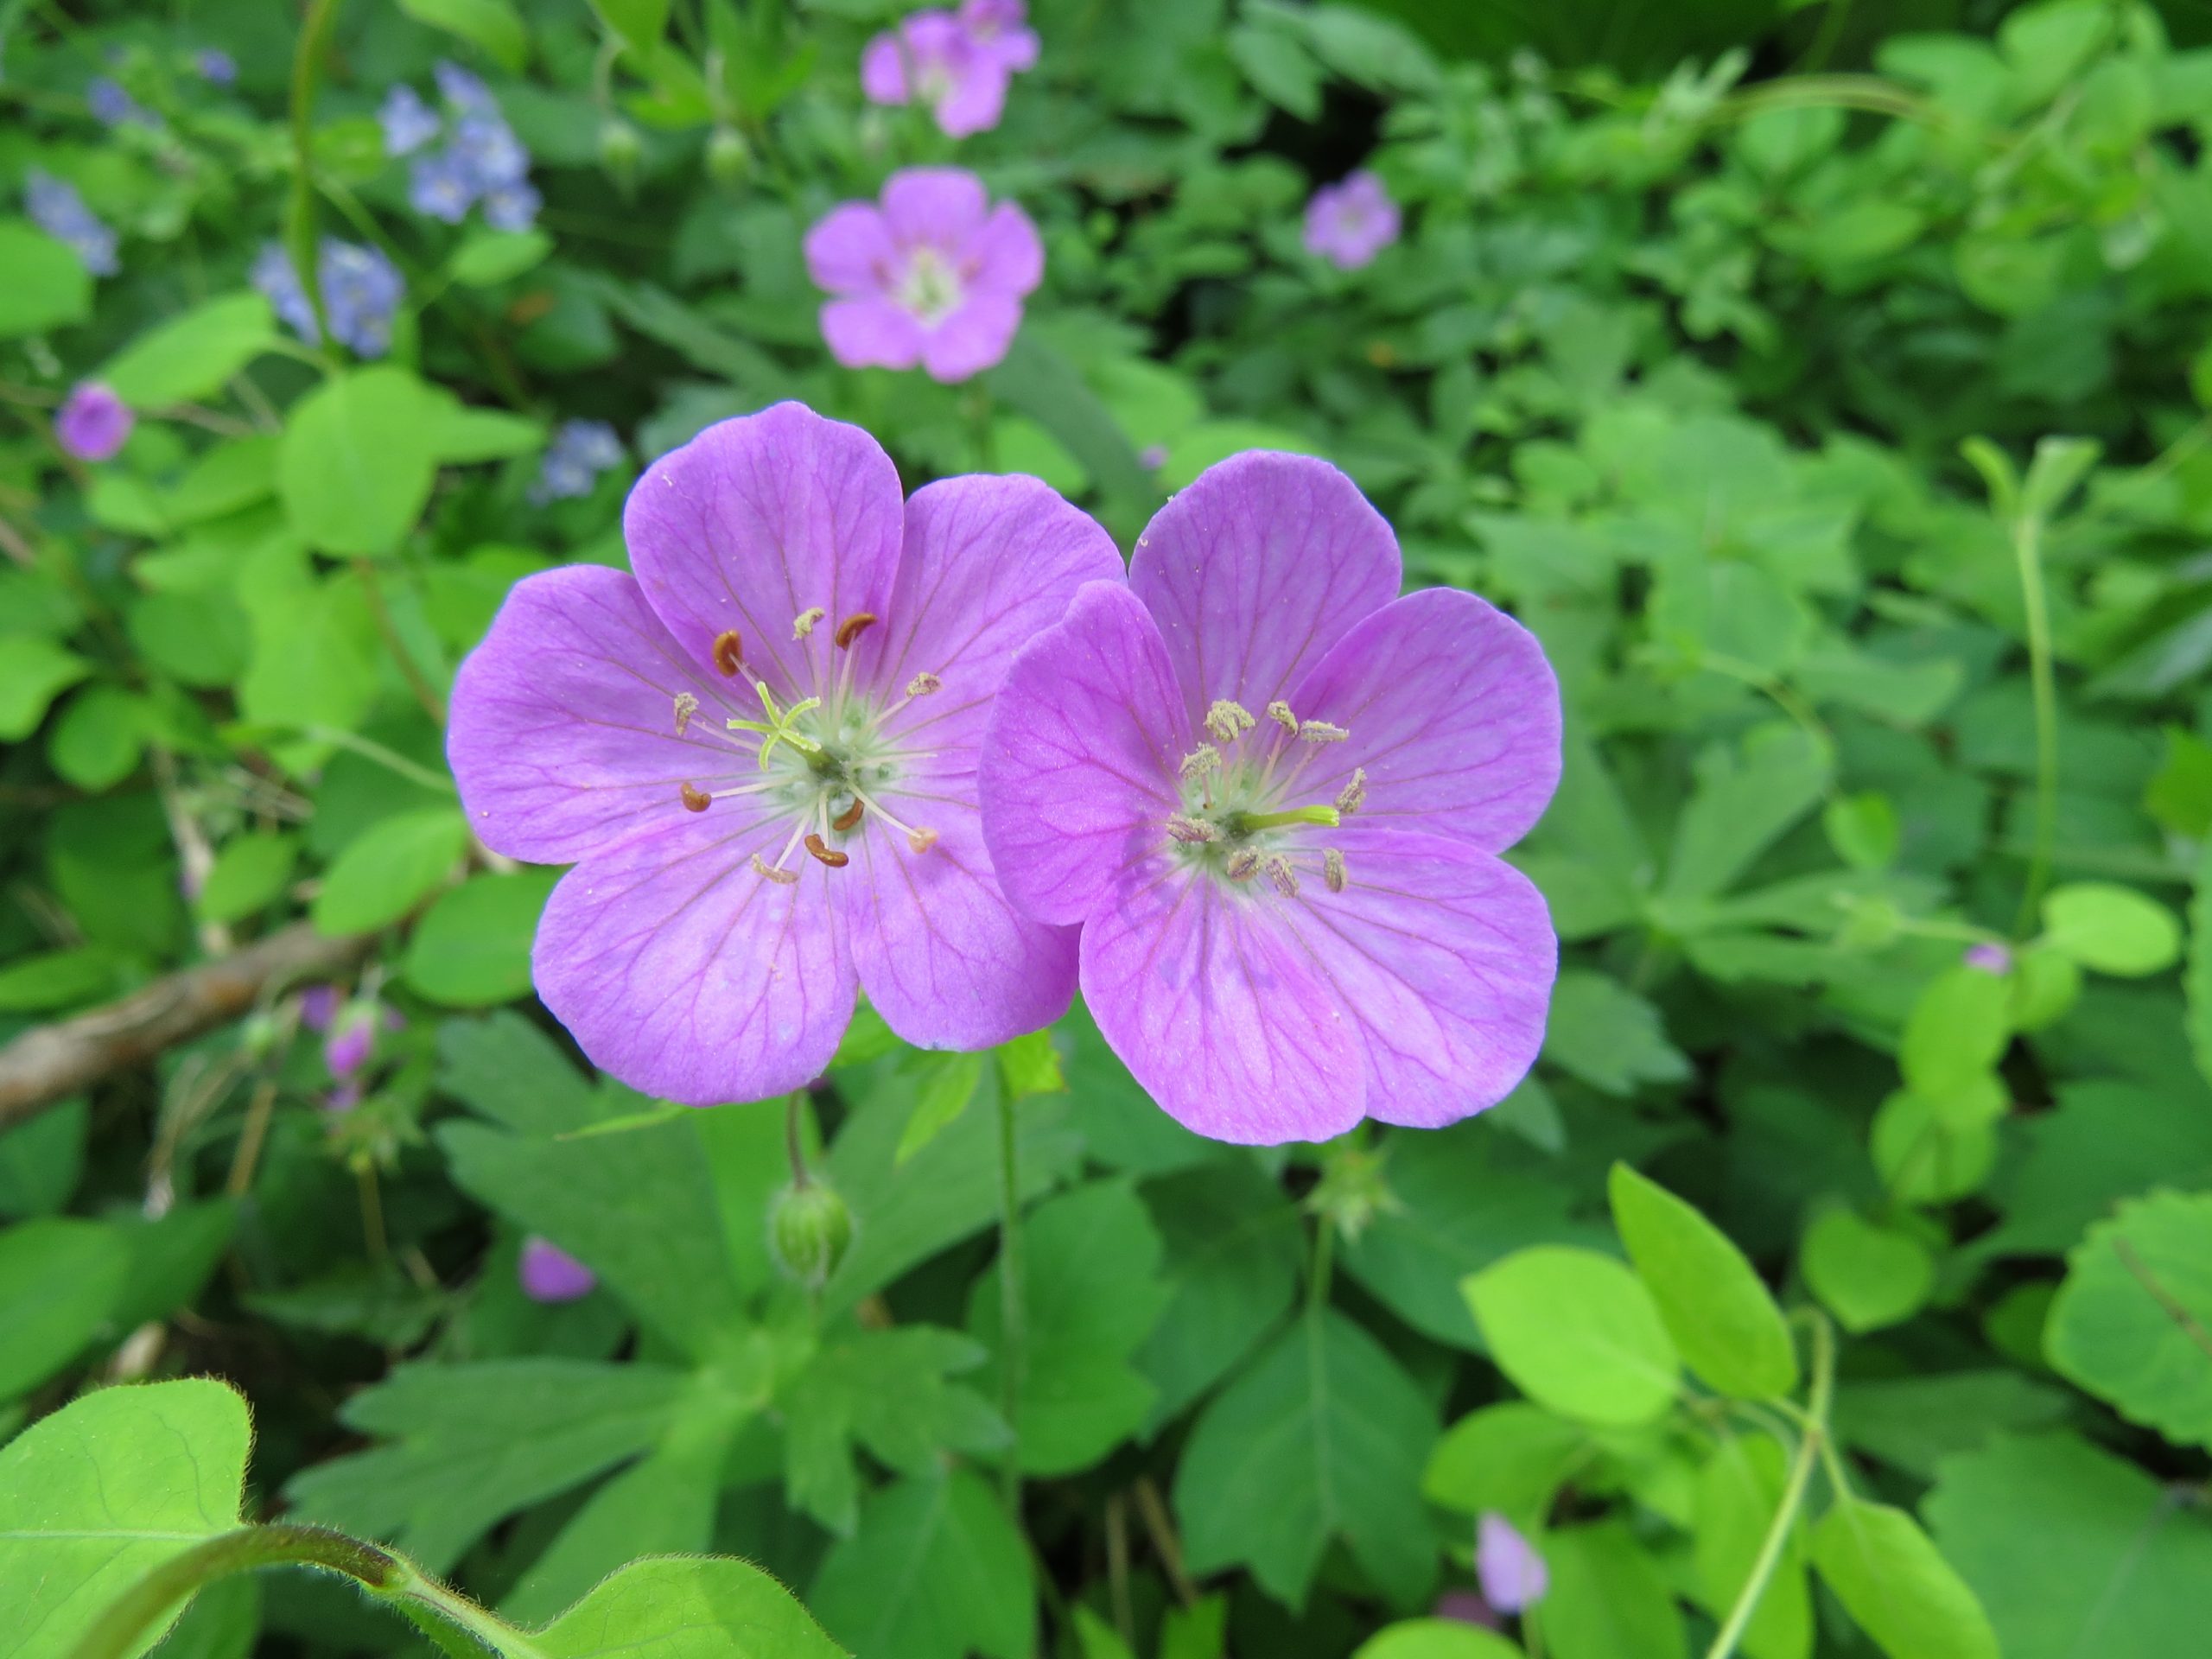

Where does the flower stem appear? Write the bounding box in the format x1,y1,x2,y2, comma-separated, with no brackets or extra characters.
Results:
996,1084,1025,1512
67,1526,399,1659
1306,1212,1335,1317
2011,511,2060,938
285,0,344,359
1703,1313,1835,1659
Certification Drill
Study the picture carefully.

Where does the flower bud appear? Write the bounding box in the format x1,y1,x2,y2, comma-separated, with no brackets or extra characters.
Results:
767,1179,854,1289
705,124,751,187
598,118,642,188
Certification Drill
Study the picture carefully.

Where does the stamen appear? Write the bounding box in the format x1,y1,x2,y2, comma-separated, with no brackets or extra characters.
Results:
835,613,879,650
1179,744,1222,781
1267,700,1299,736
679,783,711,812
804,833,850,868
712,631,744,676
1226,849,1261,882
793,607,825,639
1324,848,1346,893
906,671,942,697
1167,814,1217,844
751,853,799,886
1205,700,1255,743
1335,767,1367,816
831,798,865,832
847,784,938,856
907,827,939,854
673,692,700,737
1299,721,1350,744
1264,855,1300,899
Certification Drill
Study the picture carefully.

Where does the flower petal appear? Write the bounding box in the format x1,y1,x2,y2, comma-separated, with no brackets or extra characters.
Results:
859,29,914,103
1079,855,1363,1145
834,802,1077,1049
882,166,989,245
448,564,755,864
932,60,1008,137
804,202,895,296
624,402,905,701
920,295,1022,382
1274,826,1554,1128
964,203,1043,296
532,808,855,1106
1287,585,1561,855
982,580,1184,927
822,296,925,371
1128,452,1401,726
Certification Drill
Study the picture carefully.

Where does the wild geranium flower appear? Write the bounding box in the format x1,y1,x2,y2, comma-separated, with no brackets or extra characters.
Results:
26,171,119,277
981,452,1560,1144
957,0,1039,71
252,239,404,358
55,384,133,462
804,168,1041,384
1303,170,1401,270
861,10,1011,137
519,1236,597,1303
448,402,1119,1103
1477,1513,1548,1614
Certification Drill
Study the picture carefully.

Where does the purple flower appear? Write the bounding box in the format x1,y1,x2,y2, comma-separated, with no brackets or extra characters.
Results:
324,1001,379,1078
195,49,238,86
88,76,154,129
408,149,479,223
1303,170,1401,271
381,84,441,156
299,983,340,1031
804,168,1042,384
980,453,1560,1145
1965,941,2013,976
54,383,133,461
448,402,1120,1105
861,10,1010,137
323,1081,362,1114
1477,1514,1548,1614
1138,443,1169,472
957,0,1039,71
26,171,119,277
253,238,404,358
519,1236,598,1303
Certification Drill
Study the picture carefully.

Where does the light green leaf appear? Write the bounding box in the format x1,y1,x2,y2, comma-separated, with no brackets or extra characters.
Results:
310,807,467,936
1900,966,2012,1100
277,366,440,557
896,1052,986,1165
0,636,92,741
1423,1402,1588,1529
1541,971,1690,1096
2045,1190,2212,1449
399,0,528,71
1464,1246,1680,1426
500,1433,726,1627
403,871,559,1006
47,683,145,791
0,1217,130,1400
1352,1622,1524,1659
1608,1163,1797,1400
0,220,92,338
2193,839,2212,1089
1540,1519,1686,1659
1694,1434,1811,1659
590,0,670,54
1661,725,1828,903
197,833,299,925
531,1556,846,1657
1802,1209,1932,1334
809,1470,1033,1659
450,229,554,287
2042,883,2183,977
99,293,276,408
1811,1499,1998,1659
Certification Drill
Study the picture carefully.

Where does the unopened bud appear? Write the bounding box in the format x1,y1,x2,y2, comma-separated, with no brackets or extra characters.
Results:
598,118,643,187
706,124,752,187
768,1179,854,1289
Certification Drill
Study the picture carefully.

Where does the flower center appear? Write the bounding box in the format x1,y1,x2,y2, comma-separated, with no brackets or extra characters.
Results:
1166,699,1359,899
896,245,964,325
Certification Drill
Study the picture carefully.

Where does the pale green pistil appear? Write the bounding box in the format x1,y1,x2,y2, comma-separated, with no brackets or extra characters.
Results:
897,247,963,324
1226,804,1341,836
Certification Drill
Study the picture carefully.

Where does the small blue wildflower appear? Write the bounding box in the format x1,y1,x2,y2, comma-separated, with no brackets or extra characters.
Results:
434,60,495,115
529,420,626,505
408,149,479,224
194,49,238,86
252,238,404,359
380,84,440,157
87,76,154,129
25,170,119,277
480,180,541,232
450,113,529,189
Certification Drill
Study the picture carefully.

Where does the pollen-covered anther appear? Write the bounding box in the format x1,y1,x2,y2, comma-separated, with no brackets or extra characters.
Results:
830,798,865,832
1267,699,1300,735
673,691,699,736
1324,848,1347,893
1225,849,1262,881
907,826,939,854
906,671,942,696
1264,854,1300,899
1167,814,1217,844
1299,721,1350,744
750,853,798,887
711,630,744,676
1179,743,1222,781
679,783,711,812
804,833,850,868
1205,699,1256,743
835,612,879,650
792,607,826,640
1335,767,1367,816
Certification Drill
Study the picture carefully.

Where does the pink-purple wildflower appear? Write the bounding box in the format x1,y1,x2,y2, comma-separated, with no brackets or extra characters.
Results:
1965,941,2013,976
957,0,1039,71
55,383,133,462
1303,170,1401,271
448,402,1119,1105
981,452,1560,1145
804,168,1042,384
1477,1513,1548,1614
861,3,1033,137
519,1236,598,1303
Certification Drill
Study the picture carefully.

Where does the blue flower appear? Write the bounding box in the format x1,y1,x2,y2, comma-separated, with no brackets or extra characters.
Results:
380,85,440,157
480,180,541,232
408,149,479,224
529,420,626,505
25,171,119,277
450,113,529,189
194,49,237,86
434,60,495,116
87,76,154,129
252,238,404,359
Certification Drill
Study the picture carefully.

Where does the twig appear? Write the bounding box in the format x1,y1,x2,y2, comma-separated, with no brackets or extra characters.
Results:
1133,1476,1198,1608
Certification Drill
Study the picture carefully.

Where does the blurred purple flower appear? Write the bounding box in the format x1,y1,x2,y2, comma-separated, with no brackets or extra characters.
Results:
982,452,1560,1145
519,1236,597,1303
957,0,1039,71
1433,1590,1497,1628
194,49,238,86
322,1082,362,1114
480,179,541,232
804,168,1042,383
88,76,154,129
26,170,119,277
861,10,1010,137
1138,443,1168,471
381,84,441,156
1478,1513,1548,1613
253,238,404,358
323,1002,378,1078
451,113,529,188
448,402,1117,1103
1303,170,1401,270
55,383,133,461
434,59,496,116
529,419,625,505
1965,941,2013,976
408,150,478,223
299,984,340,1031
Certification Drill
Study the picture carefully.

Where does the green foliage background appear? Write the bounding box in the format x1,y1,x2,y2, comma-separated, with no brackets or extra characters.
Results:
4,0,2212,1655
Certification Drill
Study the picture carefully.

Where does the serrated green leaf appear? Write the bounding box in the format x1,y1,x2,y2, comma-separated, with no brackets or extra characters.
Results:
2045,1190,2212,1449
810,1470,1033,1659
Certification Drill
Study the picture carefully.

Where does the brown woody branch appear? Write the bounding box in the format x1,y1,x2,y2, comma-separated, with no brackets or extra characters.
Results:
0,921,375,1130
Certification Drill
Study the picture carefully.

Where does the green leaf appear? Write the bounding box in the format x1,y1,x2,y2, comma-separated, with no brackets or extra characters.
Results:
969,1180,1170,1474
500,1429,728,1626
1175,1307,1440,1608
1823,791,1899,870
1423,1401,1589,1529
1832,1370,2070,1482
809,1469,1033,1659
896,1051,987,1165
0,1217,129,1400
403,871,559,1006
1227,22,1322,118
1810,1498,1999,1659
0,635,92,741
1870,1088,1997,1205
0,1100,88,1219
1464,1246,1680,1426
1541,972,1690,1097
591,0,671,54
47,683,145,791
425,399,547,462
437,1012,604,1136
0,219,92,338
310,807,467,936
1927,1430,2212,1659
197,833,299,925
531,1556,846,1657
399,0,528,71
2193,840,2212,1089
449,229,555,287
2044,1190,2212,1449
1608,1163,1797,1400
2041,882,2182,977
1539,1519,1687,1659
1900,966,2012,1100
1661,726,1828,903
277,366,440,557
1694,1434,1812,1659
0,947,121,1013
985,332,1154,513
1352,1622,1524,1659
0,1379,248,1659
1802,1209,1932,1334
98,293,276,408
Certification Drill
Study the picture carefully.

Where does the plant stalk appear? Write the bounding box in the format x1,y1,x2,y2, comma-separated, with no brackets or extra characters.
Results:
996,1084,1025,1511
2011,511,2060,936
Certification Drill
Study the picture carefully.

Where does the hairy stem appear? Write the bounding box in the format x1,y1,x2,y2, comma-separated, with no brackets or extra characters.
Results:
67,1526,399,1659
2011,511,2060,936
996,1085,1026,1511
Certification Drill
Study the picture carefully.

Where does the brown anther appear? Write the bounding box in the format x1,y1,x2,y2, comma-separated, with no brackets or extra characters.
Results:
1226,849,1262,882
804,833,850,868
830,798,866,832
679,783,711,813
1264,854,1300,899
1298,721,1350,744
1324,848,1347,893
907,826,939,854
834,613,879,650
1267,700,1300,735
906,671,943,697
712,630,744,676
673,691,699,737
792,607,826,639
1334,766,1367,816
1167,814,1217,844
751,853,799,887
1205,699,1256,743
